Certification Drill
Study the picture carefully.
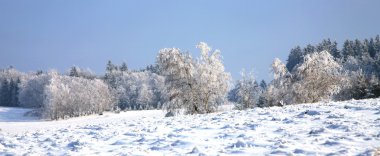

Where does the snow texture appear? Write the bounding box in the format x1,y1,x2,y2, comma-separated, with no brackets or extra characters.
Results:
1,98,380,155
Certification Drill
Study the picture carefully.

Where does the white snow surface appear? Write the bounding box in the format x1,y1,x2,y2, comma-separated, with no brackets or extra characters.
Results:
1,99,380,155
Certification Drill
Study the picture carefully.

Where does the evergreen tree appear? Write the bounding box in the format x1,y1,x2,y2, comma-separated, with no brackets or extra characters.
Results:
303,44,316,55
8,79,20,107
120,62,128,72
257,95,267,108
331,41,340,58
227,86,239,102
375,35,380,57
105,60,118,88
353,39,364,57
259,80,267,90
368,38,376,58
342,40,355,60
0,79,10,106
316,39,340,58
363,39,370,54
69,66,79,77
106,60,117,73
316,39,331,52
14,78,20,106
9,79,15,106
36,70,43,75
145,64,160,74
286,46,303,71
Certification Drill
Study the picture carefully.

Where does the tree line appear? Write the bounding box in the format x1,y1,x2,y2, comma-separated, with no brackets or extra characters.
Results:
229,35,380,109
1,36,380,119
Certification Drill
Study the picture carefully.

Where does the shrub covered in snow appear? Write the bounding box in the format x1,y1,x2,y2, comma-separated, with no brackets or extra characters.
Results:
42,71,115,120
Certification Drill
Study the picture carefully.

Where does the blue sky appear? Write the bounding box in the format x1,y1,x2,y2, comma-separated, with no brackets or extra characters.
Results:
1,0,380,81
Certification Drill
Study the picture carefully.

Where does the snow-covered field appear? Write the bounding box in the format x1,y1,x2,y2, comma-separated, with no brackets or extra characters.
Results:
1,99,380,155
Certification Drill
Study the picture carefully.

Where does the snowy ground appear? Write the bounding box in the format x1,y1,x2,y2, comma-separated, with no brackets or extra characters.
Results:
1,99,380,155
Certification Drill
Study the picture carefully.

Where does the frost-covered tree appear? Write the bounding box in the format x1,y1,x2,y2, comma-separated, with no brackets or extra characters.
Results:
367,74,380,98
283,36,380,101
105,60,119,88
143,64,160,74
19,73,50,108
233,70,260,110
157,42,230,115
292,51,344,103
42,71,115,120
68,66,97,79
264,58,293,106
335,70,366,100
195,42,230,113
157,48,195,114
0,67,26,107
113,71,165,110
13,69,116,119
102,60,165,111
336,70,380,100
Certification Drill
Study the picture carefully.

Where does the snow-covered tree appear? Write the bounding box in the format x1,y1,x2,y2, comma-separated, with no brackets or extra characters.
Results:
292,51,345,103
157,48,196,114
19,73,50,108
194,42,231,113
0,67,27,107
367,74,380,98
42,71,115,120
68,66,97,79
157,42,230,115
336,70,380,100
113,71,165,110
104,60,119,88
102,60,165,111
233,70,260,110
285,36,380,100
264,58,293,106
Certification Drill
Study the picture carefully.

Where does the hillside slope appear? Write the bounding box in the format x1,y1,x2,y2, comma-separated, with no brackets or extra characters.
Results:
1,99,380,155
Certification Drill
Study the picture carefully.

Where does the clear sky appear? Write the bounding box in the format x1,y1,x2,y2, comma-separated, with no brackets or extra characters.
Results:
1,0,380,81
